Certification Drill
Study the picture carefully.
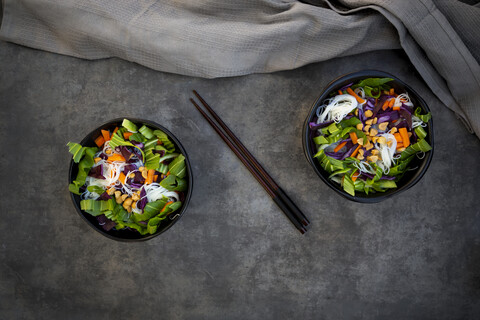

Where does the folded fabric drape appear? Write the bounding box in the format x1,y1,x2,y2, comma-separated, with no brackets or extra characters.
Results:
1,0,479,138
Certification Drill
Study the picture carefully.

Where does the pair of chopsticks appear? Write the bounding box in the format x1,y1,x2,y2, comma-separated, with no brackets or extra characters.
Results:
189,90,310,234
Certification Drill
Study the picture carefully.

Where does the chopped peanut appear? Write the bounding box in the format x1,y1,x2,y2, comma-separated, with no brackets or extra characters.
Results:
357,138,364,146
364,110,373,118
363,125,371,132
356,123,363,131
94,157,102,164
142,170,148,179
114,191,122,198
390,127,398,134
371,149,380,155
365,142,374,151
373,117,378,125
107,187,116,195
128,173,135,178
371,136,379,143
358,148,365,156
105,149,112,155
132,193,140,201
120,194,128,202
355,108,359,116
377,137,387,145
367,155,379,163
357,154,364,160
123,197,133,207
365,119,373,125
132,201,137,209
369,128,378,136
139,166,145,172
126,206,132,213
378,122,389,131
387,140,393,147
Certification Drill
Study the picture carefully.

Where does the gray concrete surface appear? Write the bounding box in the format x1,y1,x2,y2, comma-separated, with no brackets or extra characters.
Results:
0,41,479,320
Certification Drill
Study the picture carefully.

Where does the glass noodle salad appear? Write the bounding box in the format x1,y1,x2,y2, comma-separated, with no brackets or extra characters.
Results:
310,78,432,196
68,119,187,235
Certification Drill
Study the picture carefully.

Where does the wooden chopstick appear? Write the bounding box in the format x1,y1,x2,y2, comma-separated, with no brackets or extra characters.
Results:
192,90,310,227
190,92,309,234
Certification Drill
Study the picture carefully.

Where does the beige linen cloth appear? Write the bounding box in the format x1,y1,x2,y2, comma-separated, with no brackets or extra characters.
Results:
1,0,479,138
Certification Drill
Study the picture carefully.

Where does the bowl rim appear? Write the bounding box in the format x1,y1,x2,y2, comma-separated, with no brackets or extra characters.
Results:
68,117,193,241
302,70,434,203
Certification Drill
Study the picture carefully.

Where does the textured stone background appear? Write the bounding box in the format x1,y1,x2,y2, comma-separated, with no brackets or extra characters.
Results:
0,40,479,319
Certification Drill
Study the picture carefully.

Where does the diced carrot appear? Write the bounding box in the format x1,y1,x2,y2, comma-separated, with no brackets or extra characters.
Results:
119,172,126,184
334,141,348,153
388,98,395,108
389,88,394,95
145,169,155,185
349,132,358,144
157,140,163,145
108,154,126,162
392,106,401,111
123,132,133,139
166,171,170,176
94,135,105,147
398,127,410,148
394,133,403,143
382,99,390,111
112,127,119,135
101,129,111,142
94,157,102,164
352,170,360,182
346,87,365,104
160,201,174,213
153,174,158,182
351,144,362,158
396,142,404,149
338,90,343,95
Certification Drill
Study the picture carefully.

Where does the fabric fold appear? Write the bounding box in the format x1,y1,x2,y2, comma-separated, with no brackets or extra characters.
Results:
1,0,479,138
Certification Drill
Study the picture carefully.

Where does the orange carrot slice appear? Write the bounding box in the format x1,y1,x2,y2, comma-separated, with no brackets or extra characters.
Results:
108,154,126,162
94,135,105,147
145,169,155,184
101,130,111,142
349,132,358,144
398,127,410,148
334,141,348,153
123,132,133,139
119,172,126,184
351,144,362,158
346,87,365,104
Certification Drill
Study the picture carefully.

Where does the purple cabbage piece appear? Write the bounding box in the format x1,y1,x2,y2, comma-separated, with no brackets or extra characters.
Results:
88,165,105,180
96,214,116,231
133,171,145,184
123,164,137,174
132,147,143,162
341,144,359,160
137,188,148,210
325,151,345,160
98,192,112,200
373,95,389,117
399,108,412,130
377,111,400,124
339,82,354,91
131,141,144,149
309,120,333,130
152,149,166,157
365,98,375,110
119,146,134,161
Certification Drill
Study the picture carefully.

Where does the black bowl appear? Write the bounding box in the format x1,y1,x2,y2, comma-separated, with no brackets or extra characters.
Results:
68,118,193,241
302,70,434,203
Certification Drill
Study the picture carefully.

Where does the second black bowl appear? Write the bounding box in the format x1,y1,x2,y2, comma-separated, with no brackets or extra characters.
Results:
302,70,434,203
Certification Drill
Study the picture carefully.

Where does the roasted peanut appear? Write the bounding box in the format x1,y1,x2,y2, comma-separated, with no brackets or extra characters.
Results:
364,110,373,118
378,122,389,131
